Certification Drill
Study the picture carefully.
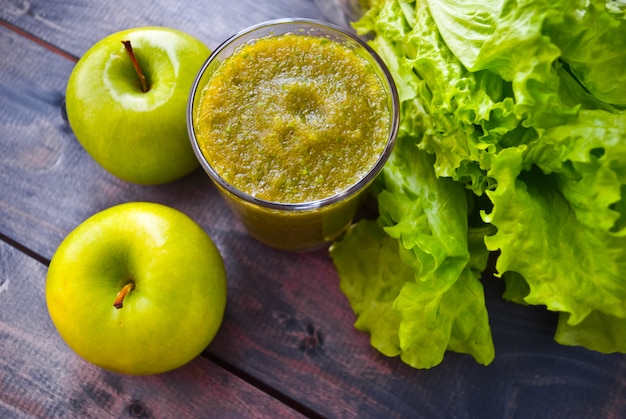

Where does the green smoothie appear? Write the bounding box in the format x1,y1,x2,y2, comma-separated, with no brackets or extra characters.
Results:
189,20,397,250
194,33,391,204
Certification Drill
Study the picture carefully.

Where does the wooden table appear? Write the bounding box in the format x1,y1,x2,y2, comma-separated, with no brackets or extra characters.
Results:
1,1,625,417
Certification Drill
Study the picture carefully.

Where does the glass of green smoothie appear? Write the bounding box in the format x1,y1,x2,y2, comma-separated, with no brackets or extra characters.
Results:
187,18,399,251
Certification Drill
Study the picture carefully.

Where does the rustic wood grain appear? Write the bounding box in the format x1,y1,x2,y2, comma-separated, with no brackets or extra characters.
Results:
1,1,626,417
0,0,326,56
0,240,306,418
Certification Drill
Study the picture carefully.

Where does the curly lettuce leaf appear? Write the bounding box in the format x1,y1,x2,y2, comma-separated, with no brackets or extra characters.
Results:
483,146,626,326
357,0,520,195
331,138,494,368
426,0,579,128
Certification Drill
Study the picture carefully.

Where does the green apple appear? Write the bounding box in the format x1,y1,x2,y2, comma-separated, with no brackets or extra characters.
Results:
66,27,210,184
46,202,227,375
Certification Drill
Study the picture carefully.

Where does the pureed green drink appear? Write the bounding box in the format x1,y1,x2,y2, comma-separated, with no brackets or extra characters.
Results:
188,19,398,251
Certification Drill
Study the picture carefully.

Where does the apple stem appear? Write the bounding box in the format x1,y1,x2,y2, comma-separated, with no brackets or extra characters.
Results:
121,40,149,93
113,282,135,309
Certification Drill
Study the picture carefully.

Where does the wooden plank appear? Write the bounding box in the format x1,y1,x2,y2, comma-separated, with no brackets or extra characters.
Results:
1,2,626,418
0,240,305,418
0,0,328,56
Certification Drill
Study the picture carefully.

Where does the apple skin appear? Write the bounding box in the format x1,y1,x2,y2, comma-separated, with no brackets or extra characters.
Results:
66,27,210,185
46,202,227,375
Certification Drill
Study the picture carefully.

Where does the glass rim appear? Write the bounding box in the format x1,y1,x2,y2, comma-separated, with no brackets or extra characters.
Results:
187,17,399,212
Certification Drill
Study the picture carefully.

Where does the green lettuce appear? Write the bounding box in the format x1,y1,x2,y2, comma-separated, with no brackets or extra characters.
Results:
332,135,495,368
330,0,626,368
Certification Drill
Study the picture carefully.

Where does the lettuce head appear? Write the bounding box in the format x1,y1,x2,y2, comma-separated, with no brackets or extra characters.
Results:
330,0,626,368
